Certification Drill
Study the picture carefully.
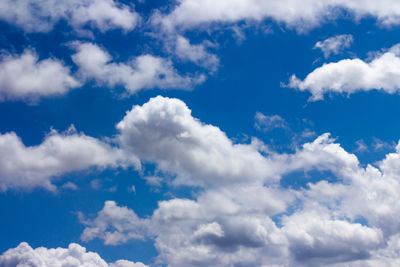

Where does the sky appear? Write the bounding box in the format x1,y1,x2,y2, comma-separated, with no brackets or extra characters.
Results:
2,1,400,266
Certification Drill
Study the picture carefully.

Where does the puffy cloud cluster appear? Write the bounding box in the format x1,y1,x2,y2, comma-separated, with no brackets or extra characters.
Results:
0,242,147,267
116,96,281,186
3,96,400,265
289,43,400,100
73,96,400,266
0,0,139,33
0,50,80,102
314,34,354,58
71,42,205,94
0,126,139,191
156,0,400,31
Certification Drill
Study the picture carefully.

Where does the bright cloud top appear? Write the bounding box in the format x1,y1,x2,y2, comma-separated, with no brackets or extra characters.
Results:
314,34,354,58
0,0,139,33
71,42,205,94
289,44,400,100
0,242,148,267
0,50,80,102
156,0,400,31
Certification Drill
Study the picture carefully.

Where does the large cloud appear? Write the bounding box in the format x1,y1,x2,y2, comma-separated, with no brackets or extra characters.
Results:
0,242,147,267
79,96,400,266
0,50,80,102
289,44,400,100
0,0,139,33
0,126,139,191
116,95,282,186
155,0,400,31
71,43,205,95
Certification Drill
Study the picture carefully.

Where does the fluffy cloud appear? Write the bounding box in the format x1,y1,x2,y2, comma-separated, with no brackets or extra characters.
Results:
0,49,80,102
80,201,149,245
116,96,281,186
71,42,205,94
0,242,147,267
0,0,139,33
79,97,400,265
0,126,139,191
314,34,354,58
156,0,400,31
289,44,400,100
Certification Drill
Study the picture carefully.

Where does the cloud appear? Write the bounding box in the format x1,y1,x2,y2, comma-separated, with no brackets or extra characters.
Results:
0,125,139,191
80,201,149,245
78,98,400,265
80,131,400,266
289,43,400,100
254,112,288,132
175,36,219,71
0,242,147,267
314,34,354,58
0,0,139,33
0,49,80,102
155,0,400,32
71,42,205,94
116,96,281,187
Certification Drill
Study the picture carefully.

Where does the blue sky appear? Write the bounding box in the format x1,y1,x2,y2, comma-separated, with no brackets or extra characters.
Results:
2,1,400,266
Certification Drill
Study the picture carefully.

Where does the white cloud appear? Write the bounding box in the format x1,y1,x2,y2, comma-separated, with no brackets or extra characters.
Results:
78,98,400,265
0,49,80,102
0,242,147,267
80,201,149,245
175,36,219,71
71,42,205,94
116,96,281,186
314,34,354,58
289,43,400,100
254,112,288,132
0,126,139,191
155,0,400,32
0,0,139,33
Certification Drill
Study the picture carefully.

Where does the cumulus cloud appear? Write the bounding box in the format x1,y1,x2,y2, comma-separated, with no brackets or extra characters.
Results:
80,131,400,266
289,43,400,100
80,201,149,245
0,0,139,33
71,42,205,94
254,112,288,132
155,0,400,32
78,97,400,265
0,126,139,191
0,49,80,102
314,34,354,58
0,242,147,267
116,96,281,186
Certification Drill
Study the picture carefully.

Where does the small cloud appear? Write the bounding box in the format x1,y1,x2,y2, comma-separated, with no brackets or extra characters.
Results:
314,34,353,58
144,176,163,187
254,112,288,132
61,182,78,191
128,185,136,194
355,139,368,152
90,179,102,190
